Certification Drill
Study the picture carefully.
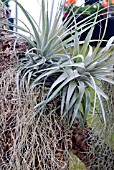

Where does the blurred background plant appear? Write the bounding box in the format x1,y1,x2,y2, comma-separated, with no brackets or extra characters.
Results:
102,0,114,7
64,1,108,15
108,0,114,4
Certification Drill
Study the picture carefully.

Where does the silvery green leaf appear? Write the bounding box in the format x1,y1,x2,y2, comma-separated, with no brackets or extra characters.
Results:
47,72,80,103
47,72,68,95
97,93,106,126
66,81,77,109
83,89,90,124
85,45,93,65
70,81,85,126
61,86,68,115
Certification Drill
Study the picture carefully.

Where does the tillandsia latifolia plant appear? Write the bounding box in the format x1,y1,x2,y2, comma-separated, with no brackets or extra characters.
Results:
16,0,114,126
1,0,114,169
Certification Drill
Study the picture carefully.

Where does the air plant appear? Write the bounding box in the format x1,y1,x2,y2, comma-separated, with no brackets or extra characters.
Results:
12,0,114,127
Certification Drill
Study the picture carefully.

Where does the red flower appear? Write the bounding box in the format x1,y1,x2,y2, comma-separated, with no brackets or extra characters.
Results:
102,0,109,8
102,3,108,8
65,0,76,5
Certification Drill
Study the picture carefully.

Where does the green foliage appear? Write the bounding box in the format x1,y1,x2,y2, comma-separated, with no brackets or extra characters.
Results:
14,0,114,127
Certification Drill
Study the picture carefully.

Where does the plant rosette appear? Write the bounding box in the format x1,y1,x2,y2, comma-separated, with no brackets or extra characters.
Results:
14,0,114,128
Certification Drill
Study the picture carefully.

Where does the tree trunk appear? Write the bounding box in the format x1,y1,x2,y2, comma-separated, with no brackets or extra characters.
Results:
70,120,114,169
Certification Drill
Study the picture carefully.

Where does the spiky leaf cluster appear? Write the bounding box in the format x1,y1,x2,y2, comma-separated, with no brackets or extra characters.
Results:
15,0,114,127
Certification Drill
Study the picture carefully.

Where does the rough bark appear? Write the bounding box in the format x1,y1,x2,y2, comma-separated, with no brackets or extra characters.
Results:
0,5,28,72
0,34,28,72
70,120,114,169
